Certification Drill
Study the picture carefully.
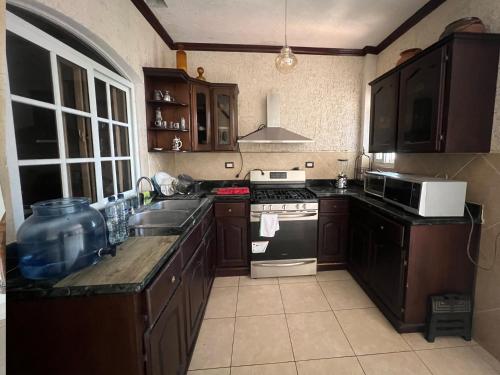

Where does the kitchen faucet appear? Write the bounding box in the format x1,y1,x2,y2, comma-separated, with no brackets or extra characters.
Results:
135,176,153,208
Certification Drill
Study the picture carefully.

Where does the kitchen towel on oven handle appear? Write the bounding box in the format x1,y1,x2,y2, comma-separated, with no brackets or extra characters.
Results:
259,213,280,237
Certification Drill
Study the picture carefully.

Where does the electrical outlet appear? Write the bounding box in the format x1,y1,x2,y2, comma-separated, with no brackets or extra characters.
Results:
225,162,234,169
305,161,314,168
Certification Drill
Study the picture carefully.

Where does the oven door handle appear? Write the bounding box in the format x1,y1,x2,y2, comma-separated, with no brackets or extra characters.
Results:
250,212,318,221
254,260,316,267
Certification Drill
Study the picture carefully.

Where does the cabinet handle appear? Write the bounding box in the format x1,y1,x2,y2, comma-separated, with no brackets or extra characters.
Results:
171,275,176,283
380,225,384,230
228,208,232,213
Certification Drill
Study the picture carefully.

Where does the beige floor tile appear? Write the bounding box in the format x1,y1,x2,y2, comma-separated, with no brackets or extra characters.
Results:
236,285,284,316
402,332,475,350
320,279,374,310
280,282,330,313
296,357,364,375
188,369,230,375
472,345,500,373
213,276,239,287
316,270,353,282
335,308,410,355
232,315,294,366
279,275,317,284
287,311,354,360
189,318,235,370
416,347,498,375
358,352,431,375
239,276,279,286
231,362,296,375
204,287,238,319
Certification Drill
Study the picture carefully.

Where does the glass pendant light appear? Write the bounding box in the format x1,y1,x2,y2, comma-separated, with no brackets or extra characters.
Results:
275,0,297,73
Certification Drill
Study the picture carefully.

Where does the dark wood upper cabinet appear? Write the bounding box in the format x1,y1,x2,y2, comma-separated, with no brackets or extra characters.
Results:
369,72,399,153
397,47,445,152
143,68,239,153
191,83,212,151
212,85,238,151
369,33,500,154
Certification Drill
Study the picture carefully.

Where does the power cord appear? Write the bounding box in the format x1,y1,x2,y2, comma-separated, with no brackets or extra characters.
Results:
465,204,497,271
235,124,266,178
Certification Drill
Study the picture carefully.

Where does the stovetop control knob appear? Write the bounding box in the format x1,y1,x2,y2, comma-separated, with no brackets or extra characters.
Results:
296,203,301,210
282,204,286,211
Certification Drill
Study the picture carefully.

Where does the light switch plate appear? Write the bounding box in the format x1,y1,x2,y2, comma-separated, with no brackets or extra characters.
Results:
225,162,234,169
305,161,314,168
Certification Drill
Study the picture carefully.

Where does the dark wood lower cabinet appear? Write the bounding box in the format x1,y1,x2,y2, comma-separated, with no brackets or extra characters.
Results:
146,283,187,375
215,201,249,275
318,214,349,263
183,242,207,349
8,205,217,375
348,199,478,332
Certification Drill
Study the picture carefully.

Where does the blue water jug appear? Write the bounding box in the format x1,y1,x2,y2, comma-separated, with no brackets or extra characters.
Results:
16,198,107,280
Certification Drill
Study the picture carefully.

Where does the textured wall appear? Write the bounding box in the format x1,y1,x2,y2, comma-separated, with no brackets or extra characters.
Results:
156,51,365,179
376,0,500,360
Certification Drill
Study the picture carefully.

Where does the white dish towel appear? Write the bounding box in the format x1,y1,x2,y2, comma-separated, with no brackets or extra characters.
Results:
259,213,280,237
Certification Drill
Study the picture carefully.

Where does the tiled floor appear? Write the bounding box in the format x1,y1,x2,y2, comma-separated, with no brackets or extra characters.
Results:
188,271,500,375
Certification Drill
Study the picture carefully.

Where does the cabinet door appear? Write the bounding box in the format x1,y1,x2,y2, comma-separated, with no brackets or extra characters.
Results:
349,220,372,282
204,222,217,290
318,214,349,263
397,47,445,152
216,216,248,268
183,242,206,349
369,72,399,152
213,87,237,151
191,83,212,151
147,284,187,375
370,230,406,318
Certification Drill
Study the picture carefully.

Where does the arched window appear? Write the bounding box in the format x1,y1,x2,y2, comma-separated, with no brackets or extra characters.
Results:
5,10,138,229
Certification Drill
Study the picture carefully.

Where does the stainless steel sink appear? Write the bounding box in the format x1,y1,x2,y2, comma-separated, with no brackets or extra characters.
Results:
148,199,204,211
129,198,208,236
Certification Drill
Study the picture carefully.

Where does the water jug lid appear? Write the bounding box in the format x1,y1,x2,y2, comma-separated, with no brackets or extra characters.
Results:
108,196,116,202
117,193,124,199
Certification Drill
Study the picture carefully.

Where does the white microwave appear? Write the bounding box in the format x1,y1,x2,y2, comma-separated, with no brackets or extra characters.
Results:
364,172,467,217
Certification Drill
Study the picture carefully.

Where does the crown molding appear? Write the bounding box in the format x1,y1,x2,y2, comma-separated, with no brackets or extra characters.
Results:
131,0,446,56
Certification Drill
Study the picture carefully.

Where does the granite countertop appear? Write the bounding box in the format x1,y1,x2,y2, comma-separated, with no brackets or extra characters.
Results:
306,180,481,225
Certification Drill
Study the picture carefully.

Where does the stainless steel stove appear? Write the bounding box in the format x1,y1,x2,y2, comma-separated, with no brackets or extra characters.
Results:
250,170,318,278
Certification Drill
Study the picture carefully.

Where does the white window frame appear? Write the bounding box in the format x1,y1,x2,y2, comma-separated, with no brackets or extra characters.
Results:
5,11,140,231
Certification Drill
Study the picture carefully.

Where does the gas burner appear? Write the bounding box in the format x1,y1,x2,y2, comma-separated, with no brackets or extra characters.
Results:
251,188,317,203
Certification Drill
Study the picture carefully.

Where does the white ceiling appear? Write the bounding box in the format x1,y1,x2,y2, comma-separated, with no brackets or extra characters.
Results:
146,0,429,49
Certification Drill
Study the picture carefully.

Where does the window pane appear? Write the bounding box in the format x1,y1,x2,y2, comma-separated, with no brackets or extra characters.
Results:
101,161,114,197
12,102,59,160
63,113,93,158
99,122,111,157
116,160,132,192
6,31,54,103
95,78,108,118
58,56,90,112
110,86,127,122
68,163,97,203
113,125,130,156
20,165,62,217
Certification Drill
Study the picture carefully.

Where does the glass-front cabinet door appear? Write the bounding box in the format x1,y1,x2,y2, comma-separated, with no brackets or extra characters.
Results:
191,83,212,151
369,72,399,153
213,85,237,151
397,47,445,152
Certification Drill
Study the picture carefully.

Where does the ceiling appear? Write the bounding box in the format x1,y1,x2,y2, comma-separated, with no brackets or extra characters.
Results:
144,0,430,50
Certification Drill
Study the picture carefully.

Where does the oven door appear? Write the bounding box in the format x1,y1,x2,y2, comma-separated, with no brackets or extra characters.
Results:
250,210,318,262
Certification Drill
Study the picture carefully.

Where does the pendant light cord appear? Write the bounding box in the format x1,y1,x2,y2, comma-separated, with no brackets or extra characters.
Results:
284,0,288,46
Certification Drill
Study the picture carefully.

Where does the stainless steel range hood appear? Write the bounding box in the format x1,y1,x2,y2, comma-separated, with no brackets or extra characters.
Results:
238,94,313,144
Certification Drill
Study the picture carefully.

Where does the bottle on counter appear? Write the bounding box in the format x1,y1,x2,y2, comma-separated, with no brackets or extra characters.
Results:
116,193,129,242
105,196,120,245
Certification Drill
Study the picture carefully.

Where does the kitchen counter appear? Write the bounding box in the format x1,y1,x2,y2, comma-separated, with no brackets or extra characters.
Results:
7,196,217,300
307,181,481,225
